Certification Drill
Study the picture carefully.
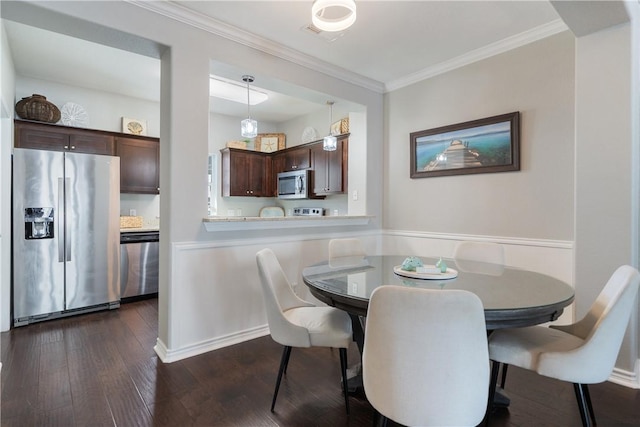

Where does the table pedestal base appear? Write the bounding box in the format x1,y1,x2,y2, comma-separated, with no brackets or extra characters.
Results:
494,387,511,407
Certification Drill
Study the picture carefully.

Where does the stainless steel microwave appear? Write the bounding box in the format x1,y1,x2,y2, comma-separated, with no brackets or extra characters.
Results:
277,169,309,199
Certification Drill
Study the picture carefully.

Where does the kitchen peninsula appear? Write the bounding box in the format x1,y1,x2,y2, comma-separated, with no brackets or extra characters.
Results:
202,214,372,232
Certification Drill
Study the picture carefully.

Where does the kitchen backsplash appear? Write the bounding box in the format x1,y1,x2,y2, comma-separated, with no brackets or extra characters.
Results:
120,193,160,227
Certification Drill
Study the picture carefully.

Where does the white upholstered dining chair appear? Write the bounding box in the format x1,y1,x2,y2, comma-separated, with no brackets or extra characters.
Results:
363,286,490,427
255,248,352,413
488,265,640,427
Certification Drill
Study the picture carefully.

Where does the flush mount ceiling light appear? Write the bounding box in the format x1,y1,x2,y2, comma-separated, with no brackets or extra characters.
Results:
323,101,337,151
241,75,258,138
209,76,268,105
312,0,357,32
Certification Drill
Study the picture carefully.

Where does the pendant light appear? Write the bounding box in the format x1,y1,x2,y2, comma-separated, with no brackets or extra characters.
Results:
323,101,337,151
312,0,357,32
240,75,258,138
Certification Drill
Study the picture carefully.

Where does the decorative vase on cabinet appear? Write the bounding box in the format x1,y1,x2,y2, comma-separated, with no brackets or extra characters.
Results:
15,94,61,123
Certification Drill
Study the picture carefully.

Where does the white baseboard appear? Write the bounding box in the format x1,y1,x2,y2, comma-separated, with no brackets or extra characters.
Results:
608,360,640,389
154,324,270,363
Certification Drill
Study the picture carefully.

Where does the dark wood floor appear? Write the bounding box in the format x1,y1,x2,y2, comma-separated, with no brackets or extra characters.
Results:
1,298,639,426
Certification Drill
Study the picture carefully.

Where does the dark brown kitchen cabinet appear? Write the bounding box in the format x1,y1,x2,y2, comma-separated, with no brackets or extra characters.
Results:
14,120,115,155
116,136,160,194
281,146,310,171
221,148,270,197
310,137,348,196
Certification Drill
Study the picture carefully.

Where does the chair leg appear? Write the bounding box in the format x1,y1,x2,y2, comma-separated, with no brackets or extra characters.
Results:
483,360,501,427
581,384,597,426
573,383,594,427
372,409,388,427
339,347,350,414
271,346,292,412
283,343,292,375
500,364,509,389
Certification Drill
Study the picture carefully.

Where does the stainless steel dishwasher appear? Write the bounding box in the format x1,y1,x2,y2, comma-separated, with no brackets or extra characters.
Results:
120,231,159,301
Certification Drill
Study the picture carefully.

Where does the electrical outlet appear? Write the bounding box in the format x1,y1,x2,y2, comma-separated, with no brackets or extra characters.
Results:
129,209,136,216
352,190,358,201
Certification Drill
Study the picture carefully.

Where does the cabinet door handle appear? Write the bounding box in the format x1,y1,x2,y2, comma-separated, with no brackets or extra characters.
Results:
70,145,76,150
64,145,69,150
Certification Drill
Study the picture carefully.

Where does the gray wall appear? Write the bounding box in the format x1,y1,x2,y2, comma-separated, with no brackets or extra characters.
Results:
384,32,575,240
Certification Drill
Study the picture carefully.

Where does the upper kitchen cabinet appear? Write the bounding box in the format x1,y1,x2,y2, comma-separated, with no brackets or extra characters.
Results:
116,136,160,194
221,148,271,197
310,136,348,196
14,120,115,155
280,145,311,171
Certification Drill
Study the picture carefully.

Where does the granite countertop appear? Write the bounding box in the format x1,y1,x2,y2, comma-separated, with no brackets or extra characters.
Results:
120,226,160,233
203,215,370,222
202,215,373,232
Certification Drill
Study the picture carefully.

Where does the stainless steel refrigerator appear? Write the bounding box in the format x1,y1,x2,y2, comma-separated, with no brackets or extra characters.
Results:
12,148,120,327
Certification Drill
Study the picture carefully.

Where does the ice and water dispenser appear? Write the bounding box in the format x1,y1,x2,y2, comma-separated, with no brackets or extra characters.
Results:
24,207,54,239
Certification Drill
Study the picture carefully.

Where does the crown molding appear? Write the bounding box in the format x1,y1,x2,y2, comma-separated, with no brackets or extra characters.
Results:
127,2,567,95
385,19,569,93
126,0,385,93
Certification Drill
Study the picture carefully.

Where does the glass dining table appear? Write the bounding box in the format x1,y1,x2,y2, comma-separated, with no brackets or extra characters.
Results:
302,255,575,332
302,255,575,400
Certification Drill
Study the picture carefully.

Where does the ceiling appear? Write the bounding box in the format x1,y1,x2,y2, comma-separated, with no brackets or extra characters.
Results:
3,1,565,123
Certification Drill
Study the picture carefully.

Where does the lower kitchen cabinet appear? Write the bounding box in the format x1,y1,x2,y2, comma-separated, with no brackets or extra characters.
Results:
116,136,160,194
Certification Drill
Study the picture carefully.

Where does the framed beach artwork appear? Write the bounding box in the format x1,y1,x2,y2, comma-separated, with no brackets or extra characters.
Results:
410,111,520,178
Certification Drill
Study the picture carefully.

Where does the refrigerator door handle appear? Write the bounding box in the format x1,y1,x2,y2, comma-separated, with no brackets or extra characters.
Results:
65,177,71,261
58,178,65,262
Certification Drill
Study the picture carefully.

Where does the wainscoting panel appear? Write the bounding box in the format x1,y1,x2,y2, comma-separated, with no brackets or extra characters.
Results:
157,229,573,362
157,231,380,362
382,230,575,324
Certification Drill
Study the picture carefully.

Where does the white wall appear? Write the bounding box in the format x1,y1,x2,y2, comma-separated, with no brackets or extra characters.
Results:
277,104,352,148
120,194,160,225
15,77,160,137
385,32,575,240
0,19,16,332
574,22,638,376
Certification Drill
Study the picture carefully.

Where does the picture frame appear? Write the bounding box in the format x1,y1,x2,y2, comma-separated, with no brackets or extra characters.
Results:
255,133,286,153
410,111,520,178
122,117,147,136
